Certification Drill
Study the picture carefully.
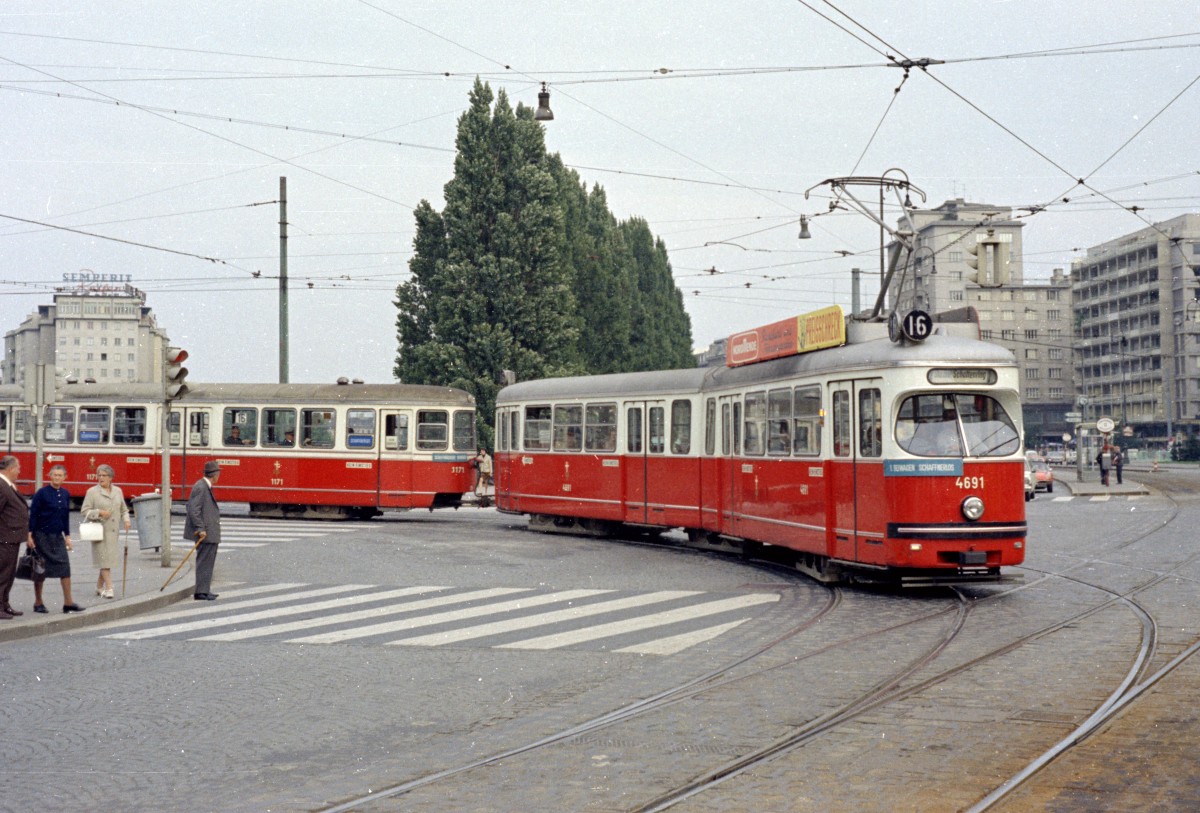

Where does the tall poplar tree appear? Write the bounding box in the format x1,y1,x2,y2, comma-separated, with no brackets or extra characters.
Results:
395,79,695,445
395,80,580,446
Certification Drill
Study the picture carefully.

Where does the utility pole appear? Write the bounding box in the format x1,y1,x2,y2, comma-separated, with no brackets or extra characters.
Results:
279,176,289,384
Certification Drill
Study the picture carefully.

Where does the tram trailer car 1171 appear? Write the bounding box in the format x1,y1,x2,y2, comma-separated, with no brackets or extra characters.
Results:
0,382,477,519
494,312,1027,586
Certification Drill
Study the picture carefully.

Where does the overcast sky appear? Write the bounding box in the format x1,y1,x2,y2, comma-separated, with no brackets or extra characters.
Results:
2,2,1197,384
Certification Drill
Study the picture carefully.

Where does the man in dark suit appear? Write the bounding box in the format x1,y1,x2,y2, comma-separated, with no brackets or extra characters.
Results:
184,460,222,601
0,455,30,619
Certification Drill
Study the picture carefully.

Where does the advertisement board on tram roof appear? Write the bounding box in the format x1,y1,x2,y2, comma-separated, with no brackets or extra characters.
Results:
725,305,846,367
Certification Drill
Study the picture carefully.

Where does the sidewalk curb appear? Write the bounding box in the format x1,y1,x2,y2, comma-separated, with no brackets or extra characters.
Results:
0,582,194,644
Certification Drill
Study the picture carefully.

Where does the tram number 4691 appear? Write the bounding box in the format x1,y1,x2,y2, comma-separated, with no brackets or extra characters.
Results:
955,476,985,490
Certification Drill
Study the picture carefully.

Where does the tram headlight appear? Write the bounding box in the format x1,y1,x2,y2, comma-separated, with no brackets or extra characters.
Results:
961,496,985,522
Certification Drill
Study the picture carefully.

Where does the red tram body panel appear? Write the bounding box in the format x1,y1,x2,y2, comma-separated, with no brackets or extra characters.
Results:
495,320,1027,586
0,382,476,518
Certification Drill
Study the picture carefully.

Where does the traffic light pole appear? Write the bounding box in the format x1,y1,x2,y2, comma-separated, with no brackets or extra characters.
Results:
160,401,172,567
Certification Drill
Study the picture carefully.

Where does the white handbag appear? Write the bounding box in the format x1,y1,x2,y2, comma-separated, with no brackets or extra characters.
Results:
79,520,105,542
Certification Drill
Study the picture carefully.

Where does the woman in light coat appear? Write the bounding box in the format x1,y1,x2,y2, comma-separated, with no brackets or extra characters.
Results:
80,464,131,599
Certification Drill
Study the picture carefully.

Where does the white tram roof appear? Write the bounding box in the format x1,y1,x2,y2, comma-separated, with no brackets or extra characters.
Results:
497,331,1015,404
0,382,474,407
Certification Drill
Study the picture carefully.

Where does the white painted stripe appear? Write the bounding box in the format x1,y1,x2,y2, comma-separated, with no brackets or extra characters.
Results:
613,618,749,655
1089,495,1111,502
200,588,609,643
389,590,698,647
217,542,268,549
1051,496,1073,502
93,584,355,632
498,593,780,650
105,585,441,640
286,588,537,644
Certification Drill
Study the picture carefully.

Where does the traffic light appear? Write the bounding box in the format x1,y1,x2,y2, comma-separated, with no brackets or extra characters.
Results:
164,347,189,400
965,232,1010,287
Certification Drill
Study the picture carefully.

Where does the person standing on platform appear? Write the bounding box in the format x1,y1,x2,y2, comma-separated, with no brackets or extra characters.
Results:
1112,447,1124,485
81,464,131,599
184,461,222,601
1096,445,1111,487
29,464,82,613
473,448,493,498
0,456,29,620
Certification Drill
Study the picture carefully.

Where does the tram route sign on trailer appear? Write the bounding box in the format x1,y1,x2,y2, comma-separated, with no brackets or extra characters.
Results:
888,309,933,344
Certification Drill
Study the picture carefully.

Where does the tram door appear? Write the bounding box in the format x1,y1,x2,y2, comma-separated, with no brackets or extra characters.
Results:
622,401,666,524
378,410,413,508
827,379,884,562
170,407,211,501
715,396,741,536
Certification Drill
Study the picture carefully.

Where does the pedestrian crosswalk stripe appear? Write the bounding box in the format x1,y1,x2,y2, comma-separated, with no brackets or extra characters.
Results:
613,619,749,656
195,588,609,643
1089,495,1111,502
387,590,701,647
92,583,351,632
289,587,622,645
106,585,451,641
496,593,780,650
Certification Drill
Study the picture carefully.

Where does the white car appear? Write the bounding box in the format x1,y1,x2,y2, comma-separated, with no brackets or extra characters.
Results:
1024,459,1036,502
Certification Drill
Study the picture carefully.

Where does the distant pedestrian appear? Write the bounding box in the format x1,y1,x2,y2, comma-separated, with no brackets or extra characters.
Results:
1096,445,1111,487
1112,447,1124,485
29,464,81,613
473,448,493,497
184,461,222,601
0,456,30,620
81,464,131,599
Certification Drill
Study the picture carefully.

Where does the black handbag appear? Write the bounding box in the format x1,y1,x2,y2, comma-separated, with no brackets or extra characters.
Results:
15,549,45,581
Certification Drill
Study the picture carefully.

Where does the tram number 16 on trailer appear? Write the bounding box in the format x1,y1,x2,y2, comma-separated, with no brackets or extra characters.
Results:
890,309,934,344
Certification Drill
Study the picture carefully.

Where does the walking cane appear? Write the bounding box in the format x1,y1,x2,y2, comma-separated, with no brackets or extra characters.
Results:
160,534,204,592
121,526,129,599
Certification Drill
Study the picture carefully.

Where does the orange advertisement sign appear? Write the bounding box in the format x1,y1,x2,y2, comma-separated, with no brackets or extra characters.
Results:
726,305,844,367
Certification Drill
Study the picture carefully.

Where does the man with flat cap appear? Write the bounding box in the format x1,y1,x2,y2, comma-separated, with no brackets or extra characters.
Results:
184,460,222,601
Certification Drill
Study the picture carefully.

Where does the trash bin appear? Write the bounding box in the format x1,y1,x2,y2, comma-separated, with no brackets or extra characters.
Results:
131,493,163,551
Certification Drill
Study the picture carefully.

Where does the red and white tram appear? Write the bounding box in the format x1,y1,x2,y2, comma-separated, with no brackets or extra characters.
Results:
0,382,476,518
494,310,1028,586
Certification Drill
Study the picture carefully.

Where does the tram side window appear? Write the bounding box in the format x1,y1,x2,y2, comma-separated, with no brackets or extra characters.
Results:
720,402,731,456
346,409,375,449
767,389,791,456
78,407,110,444
627,407,643,453
895,395,963,457
648,406,665,454
509,411,520,451
223,408,258,446
114,407,147,445
553,404,583,452
189,412,210,447
416,410,449,451
384,414,409,450
44,407,75,443
959,395,1021,456
497,410,509,451
832,391,851,457
263,408,296,447
585,403,617,453
13,410,32,444
301,409,335,449
793,385,822,456
0,411,6,444
858,388,882,458
169,411,182,446
669,400,691,454
524,406,551,451
743,391,766,456
452,410,476,451
705,398,716,456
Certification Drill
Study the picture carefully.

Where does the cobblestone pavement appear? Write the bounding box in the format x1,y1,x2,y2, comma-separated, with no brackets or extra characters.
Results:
2,486,1200,812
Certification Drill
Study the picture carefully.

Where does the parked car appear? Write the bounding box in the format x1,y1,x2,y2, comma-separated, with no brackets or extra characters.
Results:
1032,459,1054,493
1024,458,1036,502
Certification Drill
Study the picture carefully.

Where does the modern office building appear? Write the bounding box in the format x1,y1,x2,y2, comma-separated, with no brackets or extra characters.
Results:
3,278,169,388
1073,213,1200,446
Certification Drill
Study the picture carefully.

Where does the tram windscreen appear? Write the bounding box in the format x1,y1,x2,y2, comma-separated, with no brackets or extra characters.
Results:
895,393,1020,458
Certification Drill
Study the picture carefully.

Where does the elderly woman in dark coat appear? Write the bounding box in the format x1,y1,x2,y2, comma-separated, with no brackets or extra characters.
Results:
28,464,83,613
80,464,131,599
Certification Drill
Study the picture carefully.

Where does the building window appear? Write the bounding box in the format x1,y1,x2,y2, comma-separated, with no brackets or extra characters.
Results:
1026,387,1041,400
1026,368,1040,380
1048,368,1063,379
1047,310,1061,320
1049,348,1063,360
1046,290,1060,301
1025,349,1038,360
1001,329,1016,341
1049,387,1064,399
980,329,993,340
1049,329,1063,339
1002,310,1014,321
950,290,964,301
949,251,963,262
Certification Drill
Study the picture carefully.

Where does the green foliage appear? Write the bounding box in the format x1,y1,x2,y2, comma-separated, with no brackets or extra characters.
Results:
1172,431,1200,462
395,79,694,445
